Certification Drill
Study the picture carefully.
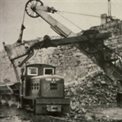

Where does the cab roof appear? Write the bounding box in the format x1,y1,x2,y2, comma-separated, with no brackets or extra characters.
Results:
26,64,55,68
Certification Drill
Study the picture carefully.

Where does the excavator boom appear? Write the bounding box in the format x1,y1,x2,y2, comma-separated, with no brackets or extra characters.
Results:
3,32,110,62
25,0,75,37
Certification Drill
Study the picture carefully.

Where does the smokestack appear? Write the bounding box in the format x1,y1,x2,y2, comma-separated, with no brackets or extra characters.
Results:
101,14,107,24
108,0,111,17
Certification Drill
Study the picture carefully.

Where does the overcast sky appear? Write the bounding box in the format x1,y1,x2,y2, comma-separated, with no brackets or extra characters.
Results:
0,0,122,50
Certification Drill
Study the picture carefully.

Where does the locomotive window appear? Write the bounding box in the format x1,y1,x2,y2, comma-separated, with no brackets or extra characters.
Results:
31,82,40,90
50,83,57,90
43,68,54,75
36,83,38,89
27,67,38,76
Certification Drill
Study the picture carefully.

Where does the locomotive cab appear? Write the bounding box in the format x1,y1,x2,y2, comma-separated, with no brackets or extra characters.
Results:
20,64,69,114
26,64,55,76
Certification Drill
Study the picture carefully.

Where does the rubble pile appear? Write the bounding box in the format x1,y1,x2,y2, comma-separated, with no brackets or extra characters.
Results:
65,71,118,119
105,35,122,56
47,45,101,82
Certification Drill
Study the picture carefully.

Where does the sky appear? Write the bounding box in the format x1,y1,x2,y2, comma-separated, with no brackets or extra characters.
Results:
0,0,122,50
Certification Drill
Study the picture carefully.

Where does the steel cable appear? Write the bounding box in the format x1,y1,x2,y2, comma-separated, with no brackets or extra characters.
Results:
57,13,83,30
57,10,100,18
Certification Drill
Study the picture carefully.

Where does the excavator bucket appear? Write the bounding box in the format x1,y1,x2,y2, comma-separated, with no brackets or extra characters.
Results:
3,39,40,61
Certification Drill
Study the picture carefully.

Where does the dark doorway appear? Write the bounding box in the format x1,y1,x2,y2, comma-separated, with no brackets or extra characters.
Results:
116,93,122,107
116,80,122,107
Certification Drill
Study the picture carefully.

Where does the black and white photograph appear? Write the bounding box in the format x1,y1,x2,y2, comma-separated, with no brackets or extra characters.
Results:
0,0,122,122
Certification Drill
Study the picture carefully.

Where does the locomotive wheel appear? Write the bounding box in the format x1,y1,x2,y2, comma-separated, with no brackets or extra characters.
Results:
25,0,43,18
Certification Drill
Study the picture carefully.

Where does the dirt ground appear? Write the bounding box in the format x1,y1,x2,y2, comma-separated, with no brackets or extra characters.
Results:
93,107,122,121
0,105,122,122
0,106,31,122
0,105,68,122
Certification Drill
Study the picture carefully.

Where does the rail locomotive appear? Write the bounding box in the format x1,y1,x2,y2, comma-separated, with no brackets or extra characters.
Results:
20,63,69,114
